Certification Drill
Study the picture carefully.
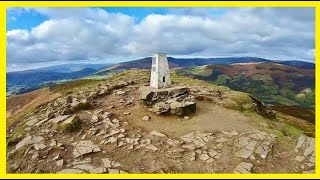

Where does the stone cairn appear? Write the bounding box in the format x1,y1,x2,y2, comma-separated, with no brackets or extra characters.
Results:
139,86,196,116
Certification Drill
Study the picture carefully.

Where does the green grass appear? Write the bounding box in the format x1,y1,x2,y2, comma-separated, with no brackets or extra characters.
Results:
242,110,304,140
171,71,229,92
270,95,299,106
214,74,231,85
50,79,103,94
176,67,315,108
279,124,303,138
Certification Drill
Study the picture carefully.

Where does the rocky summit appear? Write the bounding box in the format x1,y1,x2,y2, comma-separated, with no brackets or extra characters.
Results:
139,86,196,116
6,70,315,174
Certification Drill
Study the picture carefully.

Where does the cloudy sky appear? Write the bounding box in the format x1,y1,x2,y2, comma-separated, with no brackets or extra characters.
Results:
6,7,315,72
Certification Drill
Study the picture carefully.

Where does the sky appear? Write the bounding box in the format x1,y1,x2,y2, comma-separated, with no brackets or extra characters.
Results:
6,7,315,72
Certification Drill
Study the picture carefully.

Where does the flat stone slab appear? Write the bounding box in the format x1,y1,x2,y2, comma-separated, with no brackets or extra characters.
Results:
72,140,101,158
50,115,69,124
57,169,85,174
150,131,167,137
25,118,38,126
234,162,253,174
15,135,44,150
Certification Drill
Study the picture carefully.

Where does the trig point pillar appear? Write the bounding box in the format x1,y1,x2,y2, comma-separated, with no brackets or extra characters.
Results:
150,53,171,89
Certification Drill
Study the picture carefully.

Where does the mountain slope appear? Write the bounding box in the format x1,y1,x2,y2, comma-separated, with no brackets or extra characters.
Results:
6,69,314,174
175,62,315,108
275,60,315,69
96,57,271,75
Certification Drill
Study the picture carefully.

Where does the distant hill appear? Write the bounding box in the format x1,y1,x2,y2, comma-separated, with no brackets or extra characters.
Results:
275,60,315,69
9,63,112,73
6,63,112,96
7,57,314,98
96,56,271,75
175,62,315,107
97,56,314,76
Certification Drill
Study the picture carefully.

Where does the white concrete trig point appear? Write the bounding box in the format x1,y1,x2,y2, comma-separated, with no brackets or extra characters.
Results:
150,53,171,89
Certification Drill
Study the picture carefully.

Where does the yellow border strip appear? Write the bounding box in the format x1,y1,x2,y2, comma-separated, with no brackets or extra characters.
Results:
2,1,319,7
1,1,319,179
1,1,6,178
316,1,319,179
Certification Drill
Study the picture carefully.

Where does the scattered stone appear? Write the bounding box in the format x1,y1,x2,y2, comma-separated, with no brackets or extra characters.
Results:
294,135,315,167
56,159,64,167
57,169,85,174
199,153,210,161
167,139,180,146
50,115,69,124
238,137,250,147
234,162,253,174
116,90,126,95
93,109,103,115
150,131,167,138
73,102,93,111
111,161,121,168
108,169,121,174
89,167,106,174
35,118,49,127
91,115,99,123
295,156,305,162
33,143,46,150
72,140,101,158
142,116,151,121
182,144,196,150
208,149,219,158
184,116,190,120
57,115,81,132
222,131,239,136
216,137,227,143
31,152,39,159
72,158,92,165
26,118,38,126
102,158,112,168
53,154,60,160
80,134,86,139
73,164,95,171
235,148,253,159
107,137,117,144
180,131,213,148
15,135,44,150
144,144,158,151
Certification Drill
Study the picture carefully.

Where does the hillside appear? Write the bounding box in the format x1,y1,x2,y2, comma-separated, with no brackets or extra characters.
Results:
6,69,314,174
95,57,271,75
96,56,314,75
175,62,315,108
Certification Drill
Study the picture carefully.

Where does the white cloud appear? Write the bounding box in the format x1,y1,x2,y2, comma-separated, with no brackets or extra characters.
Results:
6,7,315,70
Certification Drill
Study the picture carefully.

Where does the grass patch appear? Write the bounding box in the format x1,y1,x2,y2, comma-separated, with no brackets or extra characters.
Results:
276,112,315,137
242,110,304,140
279,124,302,138
50,79,103,94
171,71,228,92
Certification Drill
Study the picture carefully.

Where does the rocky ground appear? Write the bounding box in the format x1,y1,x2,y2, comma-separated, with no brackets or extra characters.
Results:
6,70,315,174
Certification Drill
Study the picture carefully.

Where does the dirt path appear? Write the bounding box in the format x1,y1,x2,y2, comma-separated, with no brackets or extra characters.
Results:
105,89,258,139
